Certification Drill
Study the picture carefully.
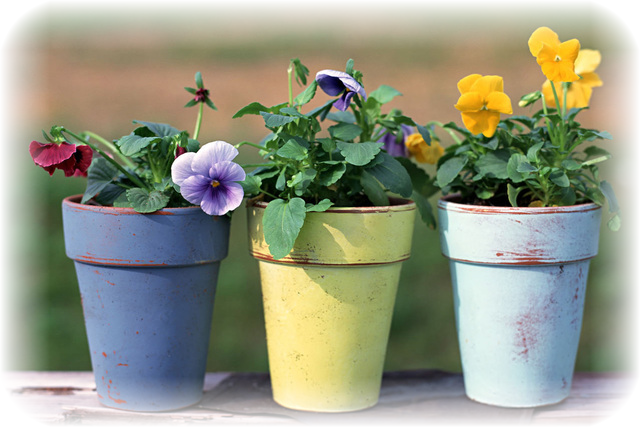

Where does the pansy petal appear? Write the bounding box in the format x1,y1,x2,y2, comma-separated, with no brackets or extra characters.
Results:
528,27,560,57
170,152,196,186
469,75,502,97
178,174,211,205
575,49,601,75
482,111,501,137
209,160,247,183
29,141,77,167
558,39,581,64
455,92,484,112
486,91,513,114
580,72,603,87
460,111,482,135
333,91,355,111
457,74,482,95
200,182,244,216
339,76,366,99
191,141,239,175
316,70,349,96
74,145,94,175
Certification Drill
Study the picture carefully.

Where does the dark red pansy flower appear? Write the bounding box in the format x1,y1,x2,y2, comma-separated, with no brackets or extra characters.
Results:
29,140,93,177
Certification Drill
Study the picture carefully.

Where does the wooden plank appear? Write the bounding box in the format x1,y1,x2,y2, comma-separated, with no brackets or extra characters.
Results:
531,372,640,426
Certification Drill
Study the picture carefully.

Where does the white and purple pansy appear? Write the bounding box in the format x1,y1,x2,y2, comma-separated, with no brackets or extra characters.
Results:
171,140,246,216
315,69,367,111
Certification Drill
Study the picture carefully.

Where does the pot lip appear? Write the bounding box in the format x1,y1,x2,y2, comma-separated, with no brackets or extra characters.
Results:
62,194,205,216
247,196,416,214
438,194,601,215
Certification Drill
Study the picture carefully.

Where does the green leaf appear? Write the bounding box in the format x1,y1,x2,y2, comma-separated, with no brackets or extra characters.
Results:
366,152,412,198
507,153,534,183
360,170,390,206
507,184,526,207
600,180,619,212
415,124,432,145
475,149,510,179
291,58,309,85
262,198,307,260
549,169,570,187
82,157,120,203
317,162,346,186
277,139,308,160
329,123,362,141
411,190,436,229
126,188,170,213
233,102,271,118
325,111,356,124
275,168,287,191
116,134,160,157
294,80,318,106
319,137,337,153
337,141,383,166
561,159,582,170
261,112,298,128
369,85,402,104
396,157,439,200
93,183,126,206
288,169,317,196
527,142,545,163
239,174,262,195
306,199,334,212
436,156,467,188
132,121,181,137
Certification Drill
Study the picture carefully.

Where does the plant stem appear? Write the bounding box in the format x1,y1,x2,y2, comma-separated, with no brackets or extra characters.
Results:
427,121,463,145
287,61,294,108
235,141,267,151
241,163,277,169
63,129,151,191
193,102,204,140
82,130,136,169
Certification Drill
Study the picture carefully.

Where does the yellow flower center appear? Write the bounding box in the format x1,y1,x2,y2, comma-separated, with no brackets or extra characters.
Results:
211,180,221,188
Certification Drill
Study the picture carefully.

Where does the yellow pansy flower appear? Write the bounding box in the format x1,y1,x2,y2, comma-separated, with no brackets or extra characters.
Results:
405,133,444,164
528,26,580,83
454,74,513,138
542,49,603,109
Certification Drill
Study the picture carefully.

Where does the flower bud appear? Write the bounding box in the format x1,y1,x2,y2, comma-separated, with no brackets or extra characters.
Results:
518,91,542,107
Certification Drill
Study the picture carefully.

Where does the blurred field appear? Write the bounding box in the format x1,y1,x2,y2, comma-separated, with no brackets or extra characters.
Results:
4,2,636,374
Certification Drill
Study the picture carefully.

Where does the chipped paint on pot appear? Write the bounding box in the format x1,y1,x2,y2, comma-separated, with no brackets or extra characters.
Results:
438,196,602,408
247,198,416,412
62,195,230,411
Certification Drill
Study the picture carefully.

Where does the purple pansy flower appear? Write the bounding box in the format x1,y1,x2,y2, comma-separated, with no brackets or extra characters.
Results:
171,140,246,216
378,124,413,158
315,69,367,111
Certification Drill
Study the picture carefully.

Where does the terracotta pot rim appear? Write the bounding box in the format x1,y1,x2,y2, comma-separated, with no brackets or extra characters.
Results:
63,194,205,216
438,194,600,215
248,197,415,214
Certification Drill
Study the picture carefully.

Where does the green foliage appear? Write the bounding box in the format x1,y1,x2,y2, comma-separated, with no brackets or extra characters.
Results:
433,104,620,229
236,58,437,258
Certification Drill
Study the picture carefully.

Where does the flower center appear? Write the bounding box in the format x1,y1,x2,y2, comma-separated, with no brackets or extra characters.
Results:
554,54,562,62
211,180,221,188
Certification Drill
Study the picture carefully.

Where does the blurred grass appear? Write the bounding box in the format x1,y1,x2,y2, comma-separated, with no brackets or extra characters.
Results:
9,3,635,374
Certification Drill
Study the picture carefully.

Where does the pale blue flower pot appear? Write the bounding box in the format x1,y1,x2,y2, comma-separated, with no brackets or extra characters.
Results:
438,197,602,408
62,195,230,411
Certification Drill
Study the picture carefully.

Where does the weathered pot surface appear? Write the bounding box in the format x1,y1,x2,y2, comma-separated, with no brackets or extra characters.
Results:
438,195,602,408
62,195,230,411
247,198,416,412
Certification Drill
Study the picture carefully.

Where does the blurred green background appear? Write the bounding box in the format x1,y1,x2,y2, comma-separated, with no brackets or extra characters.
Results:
3,1,636,374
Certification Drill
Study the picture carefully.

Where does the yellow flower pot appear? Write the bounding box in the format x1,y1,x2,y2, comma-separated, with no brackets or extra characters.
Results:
247,199,416,412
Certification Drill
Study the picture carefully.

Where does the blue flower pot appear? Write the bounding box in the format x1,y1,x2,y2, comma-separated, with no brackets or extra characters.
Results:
62,195,230,411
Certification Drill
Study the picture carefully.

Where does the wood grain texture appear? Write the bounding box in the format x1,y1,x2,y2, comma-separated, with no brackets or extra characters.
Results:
0,372,640,427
